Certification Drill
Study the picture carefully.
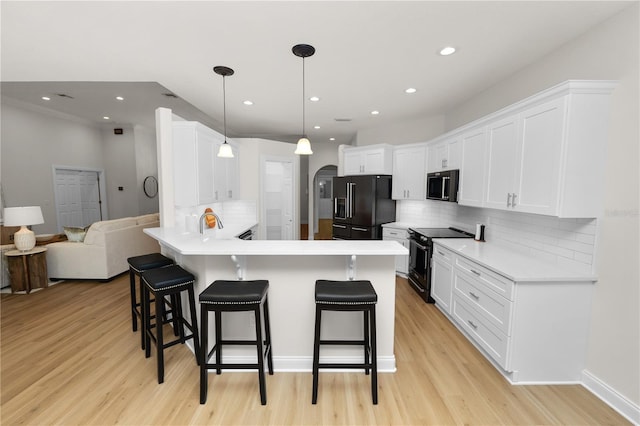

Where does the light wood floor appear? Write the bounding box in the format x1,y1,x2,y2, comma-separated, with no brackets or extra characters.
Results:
1,275,629,425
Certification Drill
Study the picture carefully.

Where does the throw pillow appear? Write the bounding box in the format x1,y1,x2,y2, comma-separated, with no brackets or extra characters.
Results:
63,226,87,242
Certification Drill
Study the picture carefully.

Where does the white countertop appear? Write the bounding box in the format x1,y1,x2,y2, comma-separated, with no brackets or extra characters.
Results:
145,226,408,256
433,239,597,282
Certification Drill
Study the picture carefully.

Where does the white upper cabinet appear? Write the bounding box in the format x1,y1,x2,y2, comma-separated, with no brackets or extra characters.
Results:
458,128,487,207
172,122,241,207
427,138,461,172
455,80,615,218
213,140,240,201
392,144,427,200
173,121,218,207
343,144,393,175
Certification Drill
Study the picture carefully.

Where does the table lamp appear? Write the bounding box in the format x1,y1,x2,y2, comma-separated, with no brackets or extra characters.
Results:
3,206,44,251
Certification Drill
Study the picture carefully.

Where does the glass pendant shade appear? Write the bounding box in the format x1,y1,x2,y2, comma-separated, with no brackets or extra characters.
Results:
217,141,234,158
294,137,313,155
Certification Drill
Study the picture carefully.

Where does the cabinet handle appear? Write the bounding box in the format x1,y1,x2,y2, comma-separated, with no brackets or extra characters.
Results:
352,227,367,232
228,190,232,198
215,190,219,201
407,189,410,198
469,291,480,300
512,193,517,207
467,320,478,329
470,269,481,276
332,224,347,229
506,193,512,207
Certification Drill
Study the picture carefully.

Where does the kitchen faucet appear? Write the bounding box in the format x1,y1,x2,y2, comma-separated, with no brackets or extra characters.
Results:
199,211,224,234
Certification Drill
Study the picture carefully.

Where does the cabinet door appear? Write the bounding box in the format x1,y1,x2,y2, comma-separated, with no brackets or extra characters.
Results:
362,148,385,173
427,142,447,172
392,145,426,200
513,98,565,215
197,133,216,205
447,138,462,170
173,126,198,207
225,145,240,199
458,128,486,207
431,249,454,314
343,151,363,175
484,116,518,210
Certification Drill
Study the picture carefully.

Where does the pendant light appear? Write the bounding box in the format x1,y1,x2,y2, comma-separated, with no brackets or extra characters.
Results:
213,65,235,158
292,44,315,155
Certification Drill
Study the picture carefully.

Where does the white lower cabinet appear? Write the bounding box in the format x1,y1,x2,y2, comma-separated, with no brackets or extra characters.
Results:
433,241,594,383
382,227,409,275
431,246,454,314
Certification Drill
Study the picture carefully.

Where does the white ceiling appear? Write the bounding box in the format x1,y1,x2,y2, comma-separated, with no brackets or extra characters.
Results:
1,1,633,144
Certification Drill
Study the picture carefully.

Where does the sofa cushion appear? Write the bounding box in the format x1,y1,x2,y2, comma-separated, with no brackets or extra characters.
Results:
63,226,88,242
137,213,159,225
84,218,137,246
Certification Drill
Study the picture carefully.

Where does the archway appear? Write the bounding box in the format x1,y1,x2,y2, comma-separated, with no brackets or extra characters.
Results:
312,165,337,240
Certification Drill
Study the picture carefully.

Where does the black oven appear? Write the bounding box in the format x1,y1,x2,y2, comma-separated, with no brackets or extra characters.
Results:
408,227,473,303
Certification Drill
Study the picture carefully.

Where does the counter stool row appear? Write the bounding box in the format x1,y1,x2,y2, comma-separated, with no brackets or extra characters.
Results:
127,253,378,405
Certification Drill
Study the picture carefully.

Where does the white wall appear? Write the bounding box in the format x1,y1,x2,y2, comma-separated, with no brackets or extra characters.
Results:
101,126,138,219
354,114,446,146
1,100,105,234
441,4,639,413
134,124,160,215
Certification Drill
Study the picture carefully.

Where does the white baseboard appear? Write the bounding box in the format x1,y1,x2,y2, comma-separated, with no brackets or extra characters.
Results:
582,369,640,425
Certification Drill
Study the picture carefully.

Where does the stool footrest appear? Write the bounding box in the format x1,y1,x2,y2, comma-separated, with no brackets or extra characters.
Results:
317,363,373,369
319,339,366,345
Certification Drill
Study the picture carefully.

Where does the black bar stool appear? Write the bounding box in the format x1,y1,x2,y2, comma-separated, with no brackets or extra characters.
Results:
199,280,273,405
127,253,175,349
142,264,200,384
312,279,378,405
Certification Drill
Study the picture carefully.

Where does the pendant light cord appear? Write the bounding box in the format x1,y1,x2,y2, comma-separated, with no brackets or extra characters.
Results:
222,75,227,143
302,56,305,137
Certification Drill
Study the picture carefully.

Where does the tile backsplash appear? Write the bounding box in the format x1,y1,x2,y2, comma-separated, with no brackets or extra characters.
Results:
397,200,597,273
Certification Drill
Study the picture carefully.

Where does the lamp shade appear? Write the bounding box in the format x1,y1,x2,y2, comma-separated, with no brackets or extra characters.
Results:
294,137,313,155
3,206,44,226
217,141,234,158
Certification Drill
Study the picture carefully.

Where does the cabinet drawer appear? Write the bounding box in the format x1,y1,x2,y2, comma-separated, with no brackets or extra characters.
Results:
432,245,454,263
455,257,514,300
452,295,509,370
453,269,512,335
382,228,409,240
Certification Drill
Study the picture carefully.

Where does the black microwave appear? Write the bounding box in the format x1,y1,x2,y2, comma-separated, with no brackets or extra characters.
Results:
426,170,459,202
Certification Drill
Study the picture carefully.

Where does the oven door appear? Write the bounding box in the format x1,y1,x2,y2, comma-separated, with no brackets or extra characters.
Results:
408,238,432,302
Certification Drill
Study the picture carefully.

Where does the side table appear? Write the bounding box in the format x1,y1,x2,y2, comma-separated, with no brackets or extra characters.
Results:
5,247,48,294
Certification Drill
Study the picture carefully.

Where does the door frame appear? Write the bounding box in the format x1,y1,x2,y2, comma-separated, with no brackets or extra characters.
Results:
259,155,298,240
52,165,108,232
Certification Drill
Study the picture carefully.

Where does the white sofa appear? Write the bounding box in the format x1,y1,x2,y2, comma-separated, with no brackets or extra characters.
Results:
46,213,161,280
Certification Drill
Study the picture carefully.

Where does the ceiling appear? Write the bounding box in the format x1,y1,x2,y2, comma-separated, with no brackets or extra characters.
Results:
1,1,633,145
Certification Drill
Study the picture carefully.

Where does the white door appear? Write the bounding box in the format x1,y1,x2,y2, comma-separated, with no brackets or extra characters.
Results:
54,167,105,232
262,157,295,240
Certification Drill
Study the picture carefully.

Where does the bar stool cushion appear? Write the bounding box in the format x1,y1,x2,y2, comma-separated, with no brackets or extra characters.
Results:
315,280,377,305
128,253,173,273
142,265,194,291
200,280,268,305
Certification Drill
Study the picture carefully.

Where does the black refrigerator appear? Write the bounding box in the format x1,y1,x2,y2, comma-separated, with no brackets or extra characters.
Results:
332,175,396,240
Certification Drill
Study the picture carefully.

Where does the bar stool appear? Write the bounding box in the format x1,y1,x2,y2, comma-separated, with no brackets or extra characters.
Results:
142,264,200,384
128,253,175,349
312,279,378,405
199,280,273,405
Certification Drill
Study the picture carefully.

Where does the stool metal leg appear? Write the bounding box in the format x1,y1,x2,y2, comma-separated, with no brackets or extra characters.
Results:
187,284,201,364
215,310,222,374
370,305,378,405
364,309,370,375
263,297,274,375
311,305,322,404
200,304,209,404
155,291,165,384
254,305,266,405
129,268,138,332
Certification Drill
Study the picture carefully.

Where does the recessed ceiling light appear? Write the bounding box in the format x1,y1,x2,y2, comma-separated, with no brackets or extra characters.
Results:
309,96,320,102
243,100,253,105
439,46,456,56
116,96,124,101
103,116,110,120
314,125,320,129
41,96,51,101
405,88,417,94
371,110,380,115
329,137,335,141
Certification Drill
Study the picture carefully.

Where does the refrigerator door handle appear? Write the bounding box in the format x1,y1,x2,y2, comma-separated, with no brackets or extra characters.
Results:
349,183,355,218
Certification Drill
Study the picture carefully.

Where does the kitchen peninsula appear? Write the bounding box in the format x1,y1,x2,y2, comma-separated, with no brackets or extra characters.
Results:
144,226,408,372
